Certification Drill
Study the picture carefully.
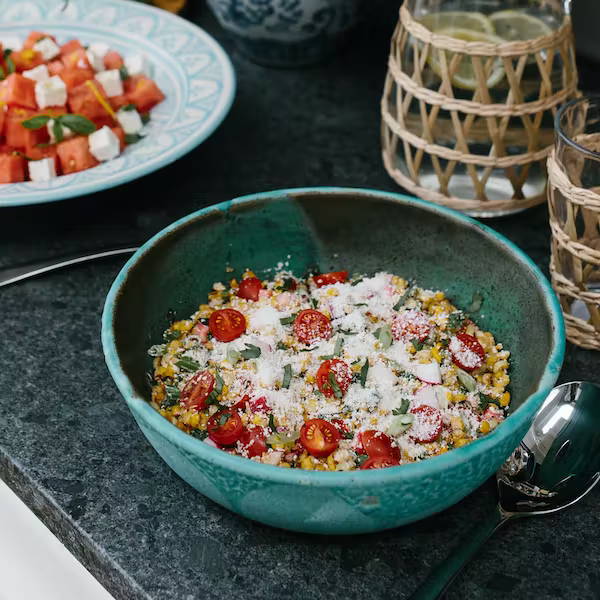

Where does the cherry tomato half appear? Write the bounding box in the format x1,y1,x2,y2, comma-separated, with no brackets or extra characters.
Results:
316,359,352,399
237,277,262,301
360,456,400,470
180,370,215,410
314,271,349,287
207,410,244,446
300,418,341,458
359,430,401,460
238,426,267,458
293,309,332,346
391,310,432,342
449,333,485,372
410,405,443,443
209,308,246,342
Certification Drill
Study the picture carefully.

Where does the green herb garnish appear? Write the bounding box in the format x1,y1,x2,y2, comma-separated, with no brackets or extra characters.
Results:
141,112,151,125
457,369,476,392
163,385,180,407
121,103,136,111
328,372,343,399
21,115,51,130
392,398,410,415
351,278,363,286
276,341,288,350
359,360,369,387
333,336,344,357
280,314,297,325
282,364,292,389
147,344,166,357
190,429,208,440
338,329,357,336
448,311,466,332
268,413,277,432
119,65,129,81
58,114,96,135
342,431,354,439
478,392,502,410
393,281,415,310
214,370,224,394
279,278,296,291
163,329,181,342
411,338,425,352
176,357,201,372
125,133,144,145
375,325,393,350
240,344,261,360
356,454,369,467
311,298,318,309
226,347,241,364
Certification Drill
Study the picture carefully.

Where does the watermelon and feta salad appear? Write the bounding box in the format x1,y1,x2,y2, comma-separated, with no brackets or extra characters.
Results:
149,269,511,471
0,31,165,184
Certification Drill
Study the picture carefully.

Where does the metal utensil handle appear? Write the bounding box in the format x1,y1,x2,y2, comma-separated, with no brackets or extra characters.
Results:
0,247,139,288
409,508,509,600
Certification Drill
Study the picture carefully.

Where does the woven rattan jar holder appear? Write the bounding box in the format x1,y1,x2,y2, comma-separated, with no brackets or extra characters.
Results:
548,148,600,350
381,5,579,214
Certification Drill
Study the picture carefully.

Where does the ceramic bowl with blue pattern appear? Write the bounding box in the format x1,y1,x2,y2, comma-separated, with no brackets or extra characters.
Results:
0,0,235,207
102,187,565,535
206,0,364,67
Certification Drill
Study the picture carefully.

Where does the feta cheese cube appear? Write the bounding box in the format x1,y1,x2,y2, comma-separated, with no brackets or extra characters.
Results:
88,125,120,161
28,158,56,182
124,54,150,77
116,108,143,135
47,119,75,143
86,49,105,72
33,37,61,61
35,76,67,109
23,64,50,83
94,69,123,98
0,36,22,51
88,42,110,59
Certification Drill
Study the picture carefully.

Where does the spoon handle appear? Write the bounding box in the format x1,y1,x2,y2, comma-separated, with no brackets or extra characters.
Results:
0,247,139,288
410,508,509,600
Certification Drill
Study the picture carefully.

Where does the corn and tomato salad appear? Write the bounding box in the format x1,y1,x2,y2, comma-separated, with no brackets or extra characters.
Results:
149,269,511,471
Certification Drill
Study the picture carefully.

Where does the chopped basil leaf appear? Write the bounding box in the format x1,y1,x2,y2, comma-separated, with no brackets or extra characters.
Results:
214,370,224,394
22,115,51,130
163,385,180,407
268,414,277,432
468,291,484,314
240,344,261,360
392,397,410,415
163,329,181,342
125,133,144,145
351,359,361,365
6,55,15,74
282,364,292,389
311,298,318,309
122,103,137,111
338,329,357,335
279,278,296,291
176,357,201,372
280,314,297,325
333,336,344,357
393,282,415,310
328,372,343,399
59,114,96,135
351,278,363,286
0,66,4,81
448,311,466,332
318,354,334,360
140,112,151,125
119,65,129,80
147,344,167,357
342,431,354,439
479,392,502,410
388,413,414,435
411,338,425,352
227,347,241,364
356,454,369,466
354,303,367,307
206,390,221,406
218,412,230,427
360,360,369,387
276,341,288,350
2,48,10,59
190,429,208,440
375,325,393,350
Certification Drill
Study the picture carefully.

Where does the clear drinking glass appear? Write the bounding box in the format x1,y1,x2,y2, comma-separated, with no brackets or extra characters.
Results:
550,96,600,345
394,0,569,216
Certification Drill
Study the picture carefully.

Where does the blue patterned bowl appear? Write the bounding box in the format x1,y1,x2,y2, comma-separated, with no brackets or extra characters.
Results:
206,0,364,67
0,0,235,207
102,188,565,534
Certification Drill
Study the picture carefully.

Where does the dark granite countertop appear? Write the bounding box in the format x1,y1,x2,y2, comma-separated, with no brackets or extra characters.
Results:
1,3,599,600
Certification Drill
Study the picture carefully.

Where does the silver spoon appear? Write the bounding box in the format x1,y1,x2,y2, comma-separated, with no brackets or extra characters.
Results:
0,247,138,288
411,381,600,600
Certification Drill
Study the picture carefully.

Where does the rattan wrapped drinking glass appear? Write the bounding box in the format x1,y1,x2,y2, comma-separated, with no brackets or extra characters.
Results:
381,1,579,217
548,96,600,350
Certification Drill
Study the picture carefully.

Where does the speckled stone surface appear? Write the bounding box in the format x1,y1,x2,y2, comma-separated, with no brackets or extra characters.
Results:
1,3,599,600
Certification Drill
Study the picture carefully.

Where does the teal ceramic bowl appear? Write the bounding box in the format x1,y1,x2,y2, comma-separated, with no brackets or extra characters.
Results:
102,187,565,535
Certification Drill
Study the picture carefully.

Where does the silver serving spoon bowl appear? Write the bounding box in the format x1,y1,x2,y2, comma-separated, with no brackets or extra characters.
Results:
411,381,600,600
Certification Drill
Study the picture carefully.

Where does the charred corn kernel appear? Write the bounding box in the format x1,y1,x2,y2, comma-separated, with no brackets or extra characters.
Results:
230,278,239,289
198,304,213,317
300,456,314,470
434,291,445,301
454,438,469,448
279,463,291,468
500,392,511,407
431,345,442,363
481,373,493,386
306,374,315,384
480,421,491,434
408,345,417,354
252,414,266,426
243,270,256,279
327,455,336,470
370,417,378,425
436,447,448,455
221,385,229,396
486,355,497,368
431,305,446,316
450,416,464,431
315,464,327,471
188,413,200,428
167,339,181,353
417,349,432,363
326,288,339,296
452,392,467,403
152,385,165,403
173,320,193,332
156,365,175,378
493,360,509,373
199,413,209,428
493,374,510,388
351,363,362,373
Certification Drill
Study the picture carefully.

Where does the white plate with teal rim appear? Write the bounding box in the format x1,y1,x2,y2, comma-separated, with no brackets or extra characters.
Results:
0,0,235,207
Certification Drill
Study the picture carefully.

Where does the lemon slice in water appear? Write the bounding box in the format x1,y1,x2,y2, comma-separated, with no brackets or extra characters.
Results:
427,28,506,91
418,11,495,35
489,10,553,41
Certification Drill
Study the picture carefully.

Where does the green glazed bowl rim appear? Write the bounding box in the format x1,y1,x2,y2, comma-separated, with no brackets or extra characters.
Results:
102,187,565,487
